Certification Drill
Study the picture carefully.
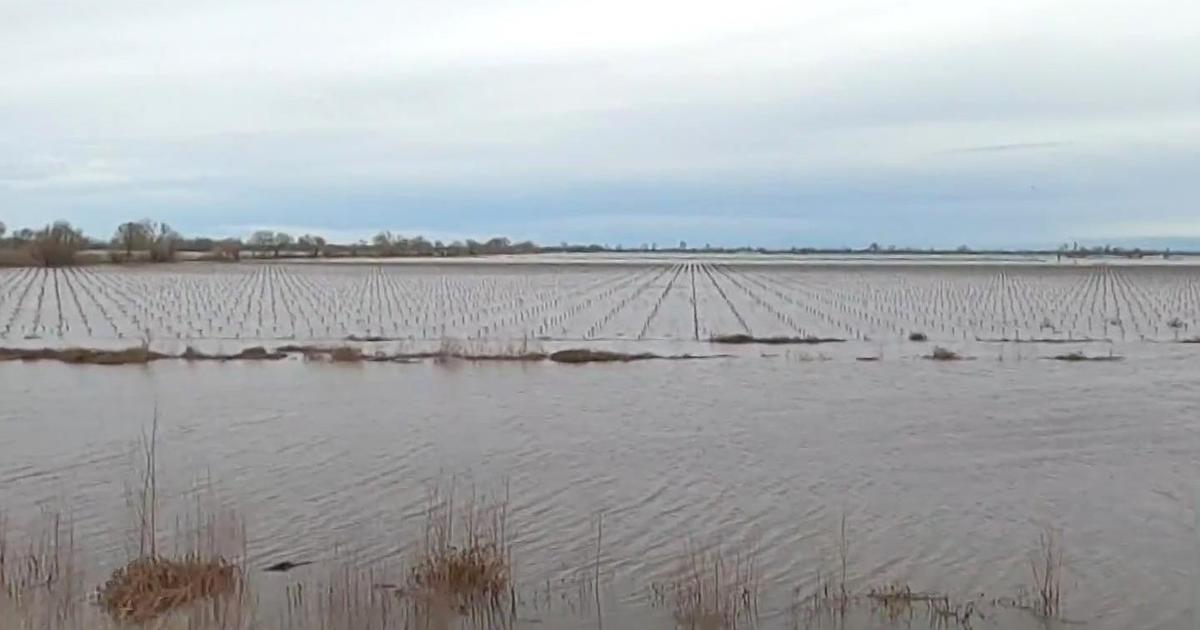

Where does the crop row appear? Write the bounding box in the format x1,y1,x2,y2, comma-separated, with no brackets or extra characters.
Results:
1,264,1197,343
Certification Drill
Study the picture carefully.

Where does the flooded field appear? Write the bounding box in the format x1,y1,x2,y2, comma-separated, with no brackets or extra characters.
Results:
2,260,1198,629
2,260,1199,348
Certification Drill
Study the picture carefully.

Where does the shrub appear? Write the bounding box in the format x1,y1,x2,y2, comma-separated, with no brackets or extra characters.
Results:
30,221,85,267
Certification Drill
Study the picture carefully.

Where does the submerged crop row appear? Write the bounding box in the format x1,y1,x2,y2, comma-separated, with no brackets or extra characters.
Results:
0,263,1197,344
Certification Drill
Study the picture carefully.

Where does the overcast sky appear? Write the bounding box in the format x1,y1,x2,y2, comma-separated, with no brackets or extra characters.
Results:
1,0,1197,248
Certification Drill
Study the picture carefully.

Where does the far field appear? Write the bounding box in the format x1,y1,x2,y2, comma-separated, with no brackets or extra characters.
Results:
1,260,1197,346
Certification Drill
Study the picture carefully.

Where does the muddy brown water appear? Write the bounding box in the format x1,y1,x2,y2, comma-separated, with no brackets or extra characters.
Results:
2,346,1197,629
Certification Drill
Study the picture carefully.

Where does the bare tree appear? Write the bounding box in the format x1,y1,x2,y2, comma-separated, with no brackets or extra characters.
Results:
32,221,86,267
148,222,181,262
0,220,6,241
214,238,242,261
248,230,276,257
272,232,293,257
297,234,325,257
372,231,395,256
114,221,152,261
410,236,433,255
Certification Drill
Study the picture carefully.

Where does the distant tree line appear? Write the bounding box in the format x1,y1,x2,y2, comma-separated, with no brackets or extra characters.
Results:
0,217,1189,268
0,219,549,267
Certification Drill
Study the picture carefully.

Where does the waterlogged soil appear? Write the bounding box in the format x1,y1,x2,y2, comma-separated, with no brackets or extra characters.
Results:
2,351,1198,629
2,262,1200,346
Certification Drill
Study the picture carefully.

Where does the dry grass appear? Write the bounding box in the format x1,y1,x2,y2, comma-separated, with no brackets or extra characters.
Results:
798,517,987,629
99,411,248,624
1,487,247,630
97,556,240,622
866,582,981,627
403,481,515,623
0,247,37,268
0,511,83,626
651,543,760,630
1028,529,1064,618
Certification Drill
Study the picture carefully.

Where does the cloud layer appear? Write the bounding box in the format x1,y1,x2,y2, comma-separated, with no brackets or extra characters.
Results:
2,0,1197,247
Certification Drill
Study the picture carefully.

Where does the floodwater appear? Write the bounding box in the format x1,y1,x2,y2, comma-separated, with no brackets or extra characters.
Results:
1,261,1199,629
2,349,1198,628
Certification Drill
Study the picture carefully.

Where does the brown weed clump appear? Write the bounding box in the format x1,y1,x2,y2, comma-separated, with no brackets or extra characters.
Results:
405,483,514,620
328,346,364,362
549,348,654,363
925,346,963,361
0,346,166,365
179,346,287,361
97,555,240,622
1048,352,1122,362
710,334,845,345
408,545,510,613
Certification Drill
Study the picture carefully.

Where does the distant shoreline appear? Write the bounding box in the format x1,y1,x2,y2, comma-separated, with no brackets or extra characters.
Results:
6,250,1200,270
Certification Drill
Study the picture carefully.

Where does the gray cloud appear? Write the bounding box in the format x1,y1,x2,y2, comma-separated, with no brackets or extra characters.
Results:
1,0,1197,245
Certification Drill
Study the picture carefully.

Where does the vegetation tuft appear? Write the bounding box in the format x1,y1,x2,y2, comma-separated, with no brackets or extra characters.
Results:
403,482,515,621
0,346,166,365
1047,352,1123,362
650,544,759,630
97,556,240,622
924,346,964,361
710,333,845,345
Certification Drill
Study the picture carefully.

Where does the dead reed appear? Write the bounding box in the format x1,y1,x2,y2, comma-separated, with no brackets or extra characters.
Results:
0,510,83,626
1028,529,1064,618
403,481,515,624
866,582,981,627
650,541,759,630
101,411,246,623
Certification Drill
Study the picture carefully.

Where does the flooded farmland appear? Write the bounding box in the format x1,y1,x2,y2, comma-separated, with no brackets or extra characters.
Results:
2,259,1198,629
